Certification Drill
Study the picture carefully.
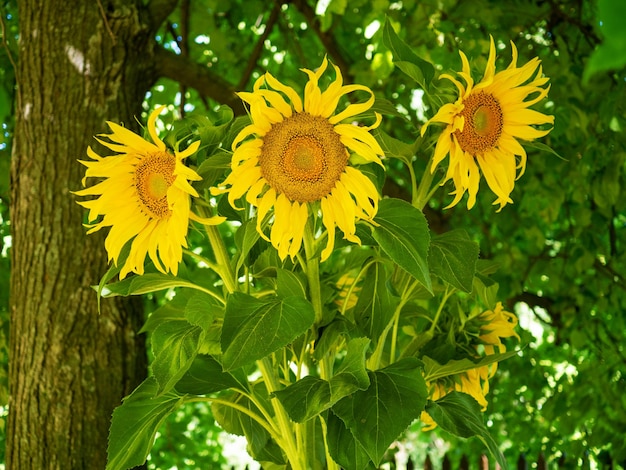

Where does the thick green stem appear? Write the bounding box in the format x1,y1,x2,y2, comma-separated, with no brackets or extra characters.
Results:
257,357,303,470
413,160,436,210
303,223,324,325
205,224,237,294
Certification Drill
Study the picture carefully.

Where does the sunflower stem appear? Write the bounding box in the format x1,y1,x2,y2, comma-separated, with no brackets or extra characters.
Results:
303,221,324,325
204,224,237,294
412,158,437,210
257,357,303,470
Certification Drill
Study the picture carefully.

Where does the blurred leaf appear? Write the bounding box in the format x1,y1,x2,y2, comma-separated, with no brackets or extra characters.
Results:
382,18,435,89
583,0,626,82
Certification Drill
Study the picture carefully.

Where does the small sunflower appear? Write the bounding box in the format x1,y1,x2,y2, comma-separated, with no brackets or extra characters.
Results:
421,37,554,210
75,106,224,279
421,303,519,430
212,57,384,261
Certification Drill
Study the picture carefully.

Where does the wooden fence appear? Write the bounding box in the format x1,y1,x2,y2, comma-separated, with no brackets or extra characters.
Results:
406,451,623,469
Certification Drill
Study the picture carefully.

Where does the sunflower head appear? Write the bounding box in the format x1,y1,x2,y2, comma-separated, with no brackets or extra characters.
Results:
212,57,385,261
74,106,223,279
421,36,554,210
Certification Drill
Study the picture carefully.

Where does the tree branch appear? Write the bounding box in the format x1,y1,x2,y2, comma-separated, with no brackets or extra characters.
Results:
146,0,180,31
288,0,352,79
238,1,282,89
154,46,246,115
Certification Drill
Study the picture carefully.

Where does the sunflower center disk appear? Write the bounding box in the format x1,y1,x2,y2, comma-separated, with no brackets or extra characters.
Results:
135,152,176,218
260,112,348,203
455,92,503,155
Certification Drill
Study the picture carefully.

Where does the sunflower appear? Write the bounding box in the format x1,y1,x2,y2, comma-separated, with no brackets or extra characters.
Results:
421,36,554,210
74,106,224,279
212,57,384,261
421,303,519,430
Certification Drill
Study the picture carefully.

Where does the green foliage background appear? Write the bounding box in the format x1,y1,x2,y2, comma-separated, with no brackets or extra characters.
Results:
2,0,625,468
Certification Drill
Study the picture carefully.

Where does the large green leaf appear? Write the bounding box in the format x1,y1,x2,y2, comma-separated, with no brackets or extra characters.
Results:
275,268,308,299
332,358,428,465
326,411,375,470
371,198,432,293
107,377,182,470
425,392,507,469
429,229,479,293
151,316,203,395
221,293,315,370
382,18,435,89
353,263,395,344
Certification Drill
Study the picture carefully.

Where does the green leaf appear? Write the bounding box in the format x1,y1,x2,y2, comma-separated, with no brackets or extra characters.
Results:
151,316,203,395
101,272,207,297
273,338,370,422
196,149,233,189
175,354,247,395
372,128,418,167
273,376,331,423
429,229,479,293
330,337,371,400
326,411,375,470
473,273,499,309
425,392,507,469
583,0,626,82
332,358,428,465
212,389,285,465
382,18,435,88
353,263,395,344
423,352,518,382
107,377,182,470
275,268,308,299
234,218,263,273
372,198,432,293
221,293,315,370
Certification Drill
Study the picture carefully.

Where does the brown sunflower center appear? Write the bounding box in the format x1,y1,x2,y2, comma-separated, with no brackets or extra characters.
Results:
135,152,176,218
455,92,503,155
259,112,348,203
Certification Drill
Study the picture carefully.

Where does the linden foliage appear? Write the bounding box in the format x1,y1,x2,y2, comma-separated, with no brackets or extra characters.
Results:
95,22,552,470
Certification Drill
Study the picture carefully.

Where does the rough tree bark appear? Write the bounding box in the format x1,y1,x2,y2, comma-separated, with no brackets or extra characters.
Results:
8,0,175,468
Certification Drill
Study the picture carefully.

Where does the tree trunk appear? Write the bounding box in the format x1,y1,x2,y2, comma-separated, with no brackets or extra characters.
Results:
8,1,168,468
